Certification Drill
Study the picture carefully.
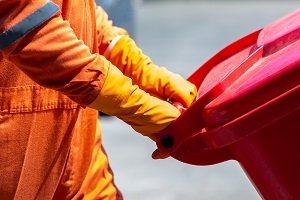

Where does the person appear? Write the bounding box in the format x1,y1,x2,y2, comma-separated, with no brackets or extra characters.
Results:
0,0,197,199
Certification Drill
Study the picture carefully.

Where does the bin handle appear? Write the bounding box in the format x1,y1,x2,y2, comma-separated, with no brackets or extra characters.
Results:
155,100,232,166
156,100,205,154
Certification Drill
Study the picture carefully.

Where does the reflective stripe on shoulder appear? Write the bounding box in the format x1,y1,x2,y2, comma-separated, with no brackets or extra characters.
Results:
0,1,60,50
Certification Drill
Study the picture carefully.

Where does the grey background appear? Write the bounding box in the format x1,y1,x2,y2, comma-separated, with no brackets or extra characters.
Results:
100,1,300,200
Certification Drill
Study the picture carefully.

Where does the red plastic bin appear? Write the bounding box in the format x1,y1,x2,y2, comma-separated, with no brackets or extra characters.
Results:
156,9,300,200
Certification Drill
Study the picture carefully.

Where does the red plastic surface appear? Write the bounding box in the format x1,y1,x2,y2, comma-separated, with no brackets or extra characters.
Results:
155,8,300,199
156,8,300,164
156,30,261,165
228,85,300,199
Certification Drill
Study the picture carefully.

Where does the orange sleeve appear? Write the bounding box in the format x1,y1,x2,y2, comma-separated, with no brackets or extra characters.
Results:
0,1,110,105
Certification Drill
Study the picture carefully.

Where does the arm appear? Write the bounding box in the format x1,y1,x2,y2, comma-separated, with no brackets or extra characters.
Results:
0,1,180,137
94,6,197,107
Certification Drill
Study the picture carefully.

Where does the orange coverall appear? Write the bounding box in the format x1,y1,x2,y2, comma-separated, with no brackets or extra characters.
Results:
0,0,197,199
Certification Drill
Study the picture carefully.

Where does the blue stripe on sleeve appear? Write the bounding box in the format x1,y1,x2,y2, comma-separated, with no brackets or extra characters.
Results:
0,1,60,50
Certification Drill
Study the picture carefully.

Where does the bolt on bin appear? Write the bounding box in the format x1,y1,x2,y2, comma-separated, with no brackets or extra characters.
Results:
155,8,300,200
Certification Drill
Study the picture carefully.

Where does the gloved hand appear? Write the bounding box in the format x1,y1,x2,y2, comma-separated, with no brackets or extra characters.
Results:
88,62,182,138
104,35,197,108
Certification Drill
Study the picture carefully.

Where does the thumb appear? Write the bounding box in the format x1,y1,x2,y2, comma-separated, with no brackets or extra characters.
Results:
152,149,170,160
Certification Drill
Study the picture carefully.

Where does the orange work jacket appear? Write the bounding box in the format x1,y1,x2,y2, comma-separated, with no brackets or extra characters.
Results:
0,0,125,199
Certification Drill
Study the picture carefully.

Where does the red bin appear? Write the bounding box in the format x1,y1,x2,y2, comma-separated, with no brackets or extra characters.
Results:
156,9,300,200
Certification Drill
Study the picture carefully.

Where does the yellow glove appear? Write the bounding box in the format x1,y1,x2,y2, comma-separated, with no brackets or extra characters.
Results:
88,62,181,137
104,35,197,108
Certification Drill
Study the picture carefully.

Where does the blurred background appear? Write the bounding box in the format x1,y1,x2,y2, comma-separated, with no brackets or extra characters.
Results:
96,0,300,199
